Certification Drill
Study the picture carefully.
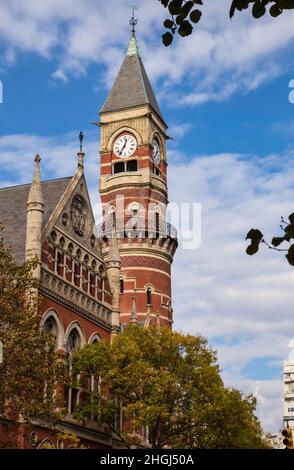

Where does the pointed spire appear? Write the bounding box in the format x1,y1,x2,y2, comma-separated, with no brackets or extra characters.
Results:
156,311,161,330
26,155,44,282
100,15,164,122
27,154,44,206
131,290,138,324
108,227,121,264
144,304,152,329
77,131,85,170
126,35,140,57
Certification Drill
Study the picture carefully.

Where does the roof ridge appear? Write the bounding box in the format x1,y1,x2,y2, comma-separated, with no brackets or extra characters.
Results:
0,175,73,191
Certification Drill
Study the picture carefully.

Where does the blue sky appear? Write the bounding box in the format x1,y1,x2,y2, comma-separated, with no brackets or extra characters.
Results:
1,0,294,433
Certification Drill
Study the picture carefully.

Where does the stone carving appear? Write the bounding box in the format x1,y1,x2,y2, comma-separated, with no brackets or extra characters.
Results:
70,195,87,236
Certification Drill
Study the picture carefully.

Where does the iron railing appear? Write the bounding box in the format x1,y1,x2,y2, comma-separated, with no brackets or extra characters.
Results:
96,218,178,240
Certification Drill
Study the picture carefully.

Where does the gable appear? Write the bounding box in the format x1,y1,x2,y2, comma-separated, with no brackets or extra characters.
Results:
0,177,72,264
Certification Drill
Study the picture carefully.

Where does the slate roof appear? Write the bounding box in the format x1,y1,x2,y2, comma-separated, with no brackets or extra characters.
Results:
0,177,72,264
100,45,164,122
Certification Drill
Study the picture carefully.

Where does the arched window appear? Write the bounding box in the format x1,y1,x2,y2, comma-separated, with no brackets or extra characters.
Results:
43,316,58,346
73,263,80,287
120,278,124,294
127,160,137,172
89,333,102,344
65,326,84,416
147,287,152,305
67,328,81,353
56,251,64,276
108,207,116,228
113,162,125,174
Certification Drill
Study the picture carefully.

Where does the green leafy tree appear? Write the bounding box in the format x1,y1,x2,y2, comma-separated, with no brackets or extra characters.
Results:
72,324,269,449
159,0,294,46
245,213,294,266
0,227,68,447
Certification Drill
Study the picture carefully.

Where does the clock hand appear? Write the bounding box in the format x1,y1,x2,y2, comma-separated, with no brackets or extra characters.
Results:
119,137,128,156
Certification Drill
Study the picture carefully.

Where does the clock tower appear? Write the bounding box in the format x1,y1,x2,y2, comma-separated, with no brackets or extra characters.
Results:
98,27,177,329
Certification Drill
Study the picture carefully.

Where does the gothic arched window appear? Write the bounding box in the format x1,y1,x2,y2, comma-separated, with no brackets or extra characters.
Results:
67,328,81,353
43,316,58,346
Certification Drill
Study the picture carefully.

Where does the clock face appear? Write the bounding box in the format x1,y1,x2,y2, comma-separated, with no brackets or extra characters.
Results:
152,139,161,165
114,134,137,158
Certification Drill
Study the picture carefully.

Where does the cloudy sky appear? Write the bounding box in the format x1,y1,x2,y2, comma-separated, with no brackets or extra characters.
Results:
1,0,294,433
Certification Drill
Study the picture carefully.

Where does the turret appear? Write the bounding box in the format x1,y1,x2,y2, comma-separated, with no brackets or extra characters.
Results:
106,229,121,336
25,154,44,281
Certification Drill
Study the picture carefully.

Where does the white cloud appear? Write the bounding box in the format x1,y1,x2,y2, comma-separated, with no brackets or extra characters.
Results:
0,0,293,104
0,133,293,433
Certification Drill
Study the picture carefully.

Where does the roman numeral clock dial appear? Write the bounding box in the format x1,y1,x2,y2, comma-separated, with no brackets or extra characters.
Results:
114,134,137,158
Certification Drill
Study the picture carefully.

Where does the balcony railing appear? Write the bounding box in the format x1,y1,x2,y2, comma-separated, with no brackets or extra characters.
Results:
96,218,178,241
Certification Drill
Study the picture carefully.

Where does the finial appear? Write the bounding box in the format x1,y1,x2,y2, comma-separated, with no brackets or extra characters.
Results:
35,154,41,164
130,0,138,36
131,290,138,324
79,131,84,153
77,131,85,169
156,311,161,330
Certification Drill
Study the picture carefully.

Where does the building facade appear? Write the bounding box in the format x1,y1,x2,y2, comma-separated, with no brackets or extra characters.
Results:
283,360,294,428
0,30,177,449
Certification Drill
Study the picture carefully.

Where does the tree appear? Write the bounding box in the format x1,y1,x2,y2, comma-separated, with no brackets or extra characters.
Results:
245,213,294,266
0,227,68,448
72,324,269,449
159,0,294,46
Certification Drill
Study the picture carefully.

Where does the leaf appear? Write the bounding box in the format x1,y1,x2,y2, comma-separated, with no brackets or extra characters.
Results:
269,4,282,16
178,20,193,37
271,237,285,247
176,14,185,25
168,0,184,15
289,213,294,225
252,1,266,18
190,9,202,23
246,242,260,256
181,1,195,18
246,228,263,242
164,19,175,28
162,32,174,46
286,244,294,266
284,224,294,239
160,0,170,7
193,0,203,4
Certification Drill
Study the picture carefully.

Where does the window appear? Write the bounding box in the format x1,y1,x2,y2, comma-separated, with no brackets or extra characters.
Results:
66,327,83,416
90,273,95,297
74,263,80,287
43,316,58,345
147,287,152,305
90,333,102,344
113,160,138,174
120,278,124,294
113,162,125,174
127,160,137,172
108,207,116,228
156,212,160,236
56,251,63,276
288,408,294,413
67,328,81,352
